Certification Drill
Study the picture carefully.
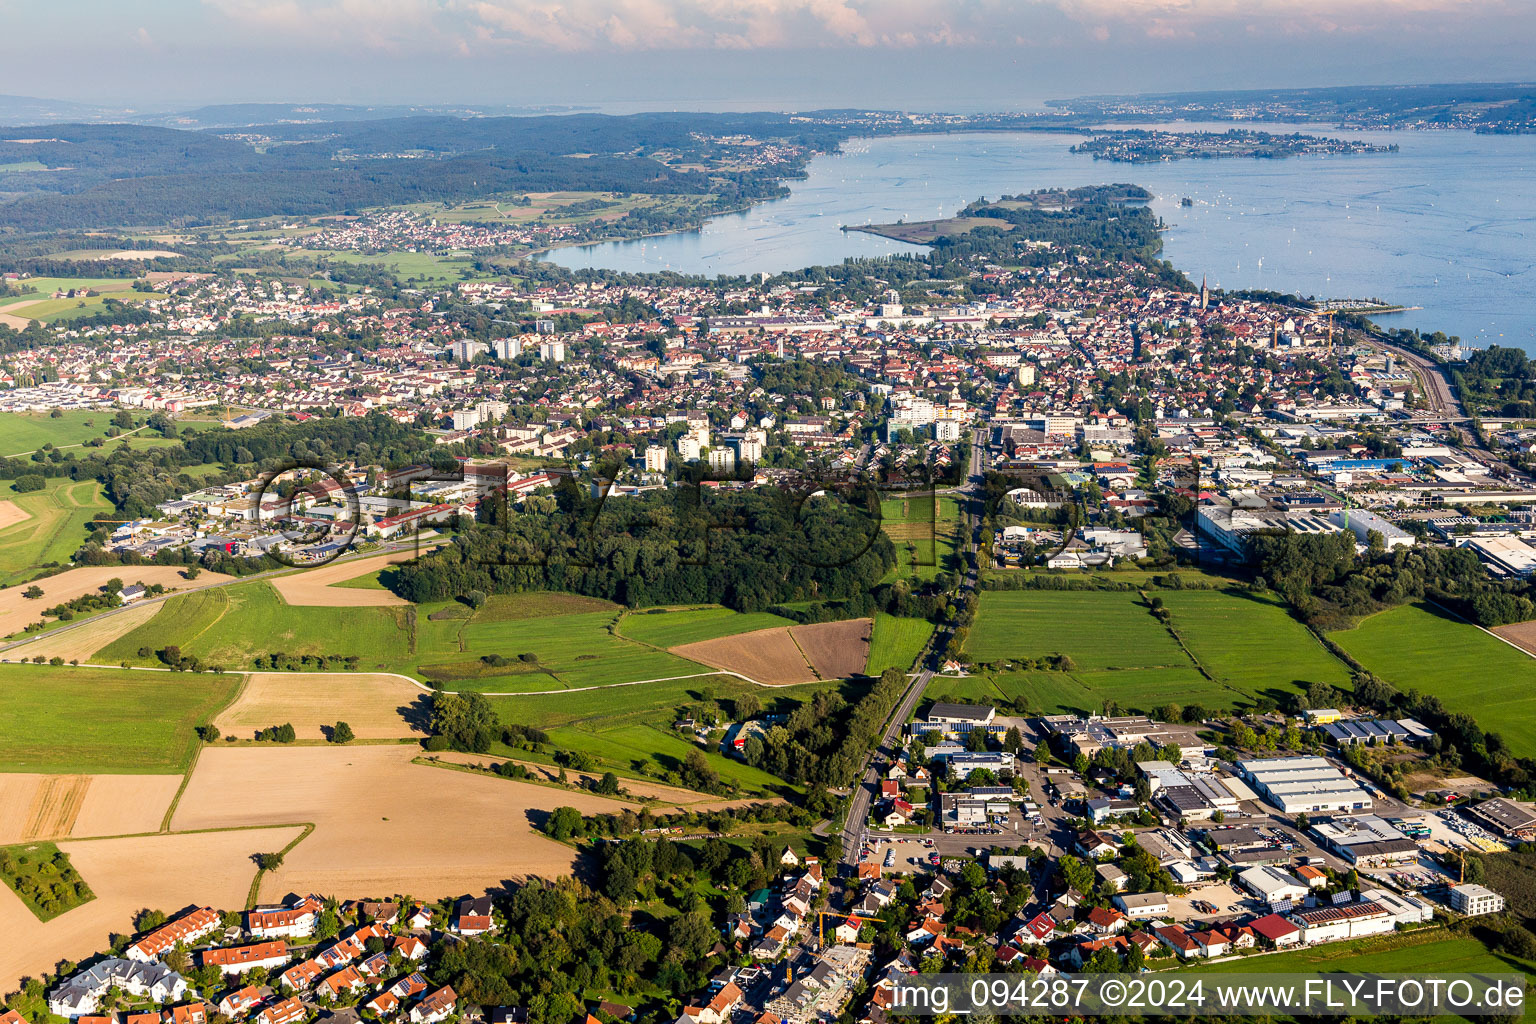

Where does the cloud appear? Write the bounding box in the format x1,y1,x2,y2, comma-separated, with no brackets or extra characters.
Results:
200,0,1525,53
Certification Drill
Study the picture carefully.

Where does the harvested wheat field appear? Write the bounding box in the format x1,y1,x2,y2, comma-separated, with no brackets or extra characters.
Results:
672,627,816,684
671,618,872,685
269,552,417,607
71,775,183,837
215,672,430,740
8,602,161,662
0,773,182,843
790,618,871,679
0,500,30,532
0,774,88,841
0,825,303,993
171,746,632,902
0,565,235,633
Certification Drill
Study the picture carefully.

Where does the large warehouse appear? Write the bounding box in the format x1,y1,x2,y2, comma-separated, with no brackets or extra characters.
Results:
1237,756,1373,814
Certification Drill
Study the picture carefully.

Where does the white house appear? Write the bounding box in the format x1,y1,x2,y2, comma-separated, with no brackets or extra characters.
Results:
50,960,189,1018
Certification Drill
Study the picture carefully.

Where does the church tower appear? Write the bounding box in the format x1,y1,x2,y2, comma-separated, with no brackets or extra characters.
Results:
1199,276,1209,310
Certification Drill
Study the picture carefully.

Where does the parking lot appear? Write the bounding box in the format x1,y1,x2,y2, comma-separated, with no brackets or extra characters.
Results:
1162,880,1253,923
863,837,939,873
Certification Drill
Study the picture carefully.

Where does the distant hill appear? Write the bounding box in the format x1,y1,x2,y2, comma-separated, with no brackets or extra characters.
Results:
1049,81,1536,131
0,94,147,126
0,111,848,231
139,102,594,130
0,95,591,129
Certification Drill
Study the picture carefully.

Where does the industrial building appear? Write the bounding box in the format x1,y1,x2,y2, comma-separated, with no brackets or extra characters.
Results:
1237,756,1372,814
1463,798,1536,841
1140,762,1241,821
1310,815,1420,867
1319,718,1434,747
1327,508,1415,550
1290,901,1395,945
1237,866,1309,904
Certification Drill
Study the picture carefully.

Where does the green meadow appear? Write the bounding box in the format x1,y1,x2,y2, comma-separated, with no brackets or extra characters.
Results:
963,587,1355,715
617,606,795,648
100,581,415,670
880,494,961,582
0,478,113,586
864,614,934,675
491,673,850,795
1331,601,1536,758
0,663,239,773
0,410,134,456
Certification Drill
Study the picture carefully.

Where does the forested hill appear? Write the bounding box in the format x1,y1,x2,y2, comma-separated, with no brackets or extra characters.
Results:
0,112,853,232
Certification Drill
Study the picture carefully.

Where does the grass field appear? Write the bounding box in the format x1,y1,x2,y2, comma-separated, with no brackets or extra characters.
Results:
865,614,934,675
963,588,1351,714
0,411,132,456
491,673,850,795
420,605,708,691
334,570,388,591
1189,932,1532,978
0,663,239,773
970,590,1190,670
98,585,711,687
0,479,113,586
880,494,961,582
21,293,169,323
308,250,482,284
99,581,415,670
1331,601,1536,758
0,278,140,309
617,606,796,648
1158,590,1353,695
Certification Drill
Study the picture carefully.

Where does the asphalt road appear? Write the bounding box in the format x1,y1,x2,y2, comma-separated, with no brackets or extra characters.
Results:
840,430,987,869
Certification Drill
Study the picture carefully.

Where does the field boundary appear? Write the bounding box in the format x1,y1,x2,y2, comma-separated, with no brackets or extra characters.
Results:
245,822,316,909
1428,597,1536,660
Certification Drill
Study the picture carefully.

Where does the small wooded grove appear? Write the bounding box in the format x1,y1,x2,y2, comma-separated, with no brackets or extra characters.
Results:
388,485,896,611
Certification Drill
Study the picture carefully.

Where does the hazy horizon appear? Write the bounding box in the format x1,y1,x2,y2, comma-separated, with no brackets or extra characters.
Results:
2,0,1532,114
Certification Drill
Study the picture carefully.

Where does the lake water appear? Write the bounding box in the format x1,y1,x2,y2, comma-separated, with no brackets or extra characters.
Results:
541,125,1536,352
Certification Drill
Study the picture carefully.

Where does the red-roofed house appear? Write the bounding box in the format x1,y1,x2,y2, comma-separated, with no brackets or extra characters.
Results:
1249,913,1302,949
317,966,367,1001
281,960,323,992
1154,925,1200,959
454,897,493,936
202,941,290,974
409,986,458,1024
1086,906,1125,935
127,907,221,962
255,998,306,1024
217,988,261,1017
249,895,324,939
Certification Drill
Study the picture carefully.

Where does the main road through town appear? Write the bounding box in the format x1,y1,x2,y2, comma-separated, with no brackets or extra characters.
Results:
841,430,986,868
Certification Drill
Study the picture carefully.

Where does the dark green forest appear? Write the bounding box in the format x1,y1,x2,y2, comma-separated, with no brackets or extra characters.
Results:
387,483,895,611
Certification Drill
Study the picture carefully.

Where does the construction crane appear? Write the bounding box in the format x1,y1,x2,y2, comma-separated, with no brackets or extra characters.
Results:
1321,309,1336,355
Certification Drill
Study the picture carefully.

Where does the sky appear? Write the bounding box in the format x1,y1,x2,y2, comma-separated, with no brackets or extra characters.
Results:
1,0,1532,112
